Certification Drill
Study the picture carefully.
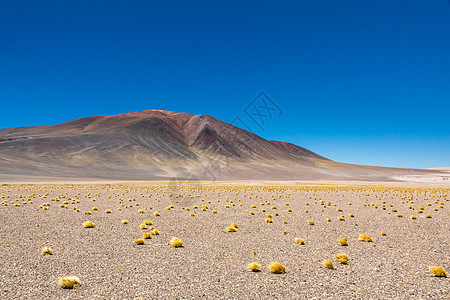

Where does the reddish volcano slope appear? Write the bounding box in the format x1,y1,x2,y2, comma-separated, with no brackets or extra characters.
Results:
0,110,440,181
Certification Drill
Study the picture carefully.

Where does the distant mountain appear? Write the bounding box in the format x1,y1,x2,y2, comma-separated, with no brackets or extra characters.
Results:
0,110,441,181
428,167,450,171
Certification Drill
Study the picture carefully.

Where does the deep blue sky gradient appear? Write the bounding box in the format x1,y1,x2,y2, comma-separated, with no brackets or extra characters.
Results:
1,0,449,168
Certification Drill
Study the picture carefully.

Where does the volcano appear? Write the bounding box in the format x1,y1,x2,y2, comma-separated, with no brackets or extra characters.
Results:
0,110,441,181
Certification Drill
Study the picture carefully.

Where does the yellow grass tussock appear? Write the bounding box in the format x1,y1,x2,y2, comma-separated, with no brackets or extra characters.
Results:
429,266,447,277
248,262,261,272
295,238,305,245
170,237,183,247
41,247,53,256
82,221,95,228
334,253,349,264
142,232,152,239
134,239,145,245
323,260,335,269
226,226,237,232
358,234,372,242
338,238,348,246
268,262,286,274
57,276,81,289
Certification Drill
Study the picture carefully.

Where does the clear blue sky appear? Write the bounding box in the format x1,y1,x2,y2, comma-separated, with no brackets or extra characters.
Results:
1,0,449,169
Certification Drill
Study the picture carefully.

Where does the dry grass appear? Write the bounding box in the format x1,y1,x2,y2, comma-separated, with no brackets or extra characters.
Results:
295,238,305,245
170,237,183,247
226,226,237,232
142,232,152,239
134,239,145,245
2,183,448,297
338,238,348,246
323,259,335,269
247,262,261,272
268,262,286,274
41,247,53,256
57,276,81,289
334,253,349,264
429,266,447,277
358,234,373,242
82,221,95,228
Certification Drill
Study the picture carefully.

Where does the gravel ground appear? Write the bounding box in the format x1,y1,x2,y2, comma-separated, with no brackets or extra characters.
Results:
0,184,448,299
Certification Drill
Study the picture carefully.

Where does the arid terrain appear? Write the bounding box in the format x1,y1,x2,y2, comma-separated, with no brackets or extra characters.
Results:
0,183,448,299
0,110,449,299
0,110,448,183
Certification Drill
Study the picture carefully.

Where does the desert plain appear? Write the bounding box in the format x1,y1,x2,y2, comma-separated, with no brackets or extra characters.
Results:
0,181,448,299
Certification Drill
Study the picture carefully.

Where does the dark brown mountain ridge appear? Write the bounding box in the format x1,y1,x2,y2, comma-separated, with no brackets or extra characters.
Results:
0,110,443,181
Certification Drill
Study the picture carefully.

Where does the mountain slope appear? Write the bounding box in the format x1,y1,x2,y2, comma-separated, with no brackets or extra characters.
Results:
0,110,441,181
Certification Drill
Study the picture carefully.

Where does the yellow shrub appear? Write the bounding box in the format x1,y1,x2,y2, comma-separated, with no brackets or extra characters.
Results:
268,262,286,274
338,238,348,246
170,237,183,247
358,234,372,242
41,247,53,256
323,260,334,269
226,226,237,232
82,221,95,228
57,276,81,289
429,266,447,277
248,262,261,272
134,239,145,245
295,238,305,245
334,253,349,264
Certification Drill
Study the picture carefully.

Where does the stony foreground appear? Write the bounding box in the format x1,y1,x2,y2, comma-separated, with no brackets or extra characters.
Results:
0,184,448,299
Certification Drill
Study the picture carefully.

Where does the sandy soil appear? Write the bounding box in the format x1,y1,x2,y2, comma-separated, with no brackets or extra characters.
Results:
0,183,448,299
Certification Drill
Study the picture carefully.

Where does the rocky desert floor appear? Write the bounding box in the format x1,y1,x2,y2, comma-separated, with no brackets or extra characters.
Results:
0,183,448,299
